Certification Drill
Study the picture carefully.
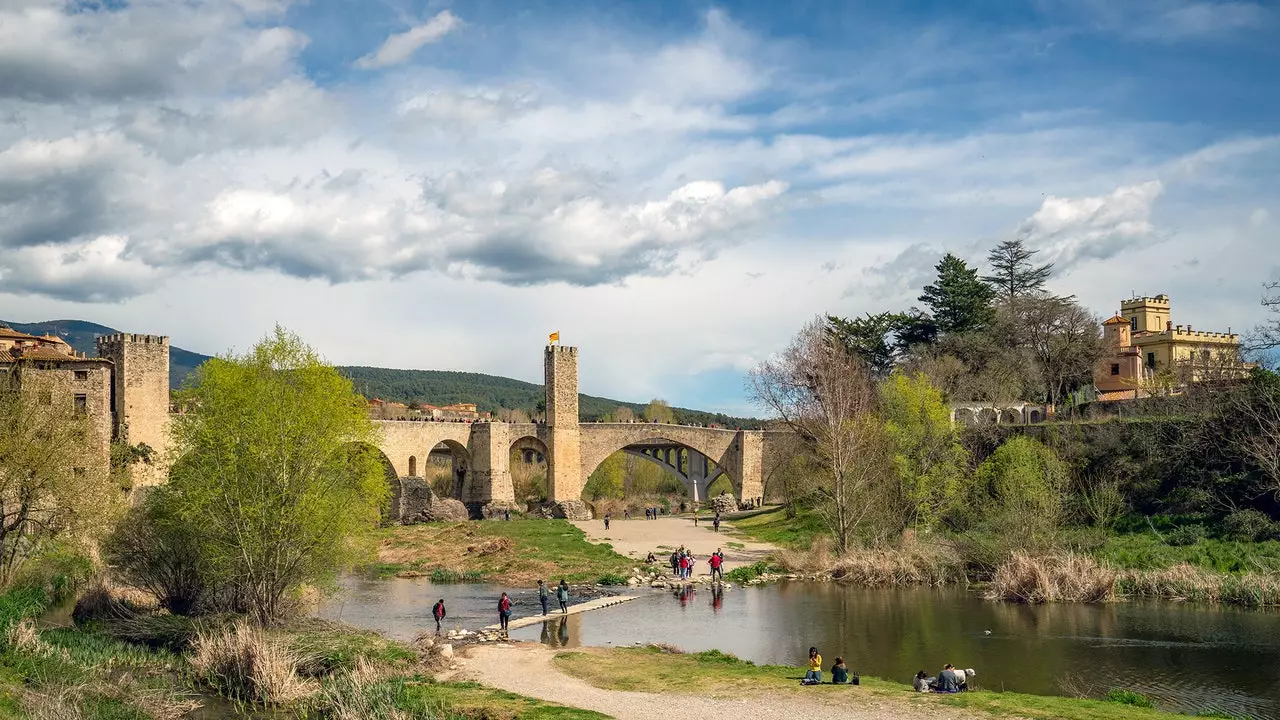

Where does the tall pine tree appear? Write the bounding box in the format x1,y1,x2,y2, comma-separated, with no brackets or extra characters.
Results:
919,254,995,335
984,239,1053,307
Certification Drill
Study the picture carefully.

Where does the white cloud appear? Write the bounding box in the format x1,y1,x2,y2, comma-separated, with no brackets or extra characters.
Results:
355,11,462,69
1016,181,1165,270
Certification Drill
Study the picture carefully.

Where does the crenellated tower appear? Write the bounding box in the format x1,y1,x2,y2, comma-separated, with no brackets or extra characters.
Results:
544,345,583,501
96,333,171,488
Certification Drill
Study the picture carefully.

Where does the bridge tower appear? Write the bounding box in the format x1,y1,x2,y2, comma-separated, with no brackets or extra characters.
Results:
545,345,583,501
96,333,172,488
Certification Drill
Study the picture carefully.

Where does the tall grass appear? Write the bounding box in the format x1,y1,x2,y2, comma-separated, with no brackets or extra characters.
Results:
774,538,964,586
189,621,313,704
986,553,1117,604
1118,564,1280,606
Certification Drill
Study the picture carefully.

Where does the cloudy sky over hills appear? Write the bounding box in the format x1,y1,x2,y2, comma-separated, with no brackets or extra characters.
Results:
1,0,1277,412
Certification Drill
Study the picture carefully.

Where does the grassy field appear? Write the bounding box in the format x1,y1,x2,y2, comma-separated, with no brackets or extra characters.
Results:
1096,533,1280,573
727,507,826,550
368,519,636,585
553,646,1212,720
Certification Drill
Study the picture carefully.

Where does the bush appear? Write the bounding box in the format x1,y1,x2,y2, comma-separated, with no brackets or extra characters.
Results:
1165,524,1208,546
12,543,95,604
596,573,627,586
1220,510,1276,542
428,569,483,583
723,561,776,583
190,622,311,704
103,487,218,616
1105,688,1154,708
0,587,49,633
986,553,1116,604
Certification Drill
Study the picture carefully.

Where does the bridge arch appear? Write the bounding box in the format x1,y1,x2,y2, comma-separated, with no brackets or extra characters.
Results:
342,441,399,522
429,439,471,500
579,426,741,502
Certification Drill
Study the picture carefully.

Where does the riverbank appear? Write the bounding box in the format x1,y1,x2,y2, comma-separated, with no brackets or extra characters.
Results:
367,519,637,584
570,515,779,571
0,584,607,719
458,642,1198,720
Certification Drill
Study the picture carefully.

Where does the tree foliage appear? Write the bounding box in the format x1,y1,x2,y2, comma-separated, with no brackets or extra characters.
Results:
918,253,996,335
970,436,1069,547
878,372,969,532
983,239,1053,308
161,326,388,623
643,399,676,424
0,372,120,588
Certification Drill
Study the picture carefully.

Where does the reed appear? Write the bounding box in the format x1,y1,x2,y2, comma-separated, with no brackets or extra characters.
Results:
189,621,314,704
1117,564,1280,607
986,553,1117,604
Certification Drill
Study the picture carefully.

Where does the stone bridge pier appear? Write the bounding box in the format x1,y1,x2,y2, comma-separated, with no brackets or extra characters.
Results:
373,345,787,521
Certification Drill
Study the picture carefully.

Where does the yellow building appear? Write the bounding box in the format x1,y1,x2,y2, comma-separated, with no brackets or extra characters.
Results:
1095,294,1245,400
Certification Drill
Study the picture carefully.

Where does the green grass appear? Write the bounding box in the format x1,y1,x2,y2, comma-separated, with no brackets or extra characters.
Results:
400,678,608,719
723,561,781,584
370,519,636,584
1095,533,1280,573
554,646,1192,720
729,506,826,549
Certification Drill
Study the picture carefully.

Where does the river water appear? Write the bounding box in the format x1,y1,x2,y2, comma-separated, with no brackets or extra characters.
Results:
320,577,1280,719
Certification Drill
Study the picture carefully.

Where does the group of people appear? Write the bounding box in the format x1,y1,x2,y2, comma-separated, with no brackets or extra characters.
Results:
802,647,858,685
428,578,574,636
666,547,726,580
914,665,974,693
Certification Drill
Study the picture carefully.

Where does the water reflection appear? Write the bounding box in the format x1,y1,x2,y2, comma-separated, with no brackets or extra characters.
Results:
321,577,1280,720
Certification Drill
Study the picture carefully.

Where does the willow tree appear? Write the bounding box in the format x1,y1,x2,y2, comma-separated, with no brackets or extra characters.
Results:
0,371,118,587
749,319,892,553
167,326,387,623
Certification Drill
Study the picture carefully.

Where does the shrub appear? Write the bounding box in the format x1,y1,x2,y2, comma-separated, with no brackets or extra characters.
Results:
596,573,627,586
1220,510,1275,542
723,561,776,583
986,553,1116,604
428,569,483,583
1105,688,1154,708
0,586,50,633
1166,524,1208,547
103,487,217,616
190,622,312,704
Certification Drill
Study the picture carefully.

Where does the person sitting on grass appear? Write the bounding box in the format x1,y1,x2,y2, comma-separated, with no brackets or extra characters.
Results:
802,647,822,685
934,664,963,693
831,657,850,684
913,670,932,692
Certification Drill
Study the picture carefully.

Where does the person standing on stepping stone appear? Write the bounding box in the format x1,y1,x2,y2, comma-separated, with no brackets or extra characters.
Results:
557,579,570,613
538,579,550,616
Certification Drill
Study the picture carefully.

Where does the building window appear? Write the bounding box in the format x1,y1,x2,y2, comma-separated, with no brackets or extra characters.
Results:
74,370,89,380
74,394,87,414
1146,352,1156,369
1110,364,1120,376
73,468,86,478
1130,317,1138,331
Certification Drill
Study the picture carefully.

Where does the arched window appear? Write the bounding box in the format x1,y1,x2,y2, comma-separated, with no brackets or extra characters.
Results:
408,455,417,477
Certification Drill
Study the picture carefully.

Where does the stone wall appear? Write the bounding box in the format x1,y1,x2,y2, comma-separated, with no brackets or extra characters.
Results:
14,361,113,485
544,346,583,502
97,334,171,488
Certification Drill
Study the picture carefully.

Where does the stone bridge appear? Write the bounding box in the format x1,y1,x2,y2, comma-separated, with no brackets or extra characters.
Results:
371,346,788,520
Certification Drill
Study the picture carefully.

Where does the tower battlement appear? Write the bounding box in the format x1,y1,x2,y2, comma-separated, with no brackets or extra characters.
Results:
96,333,170,348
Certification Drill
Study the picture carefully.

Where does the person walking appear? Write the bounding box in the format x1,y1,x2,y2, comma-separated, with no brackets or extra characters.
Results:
603,513,610,531
432,598,446,633
557,579,570,613
713,514,721,533
538,579,550,616
669,550,680,577
498,592,512,633
504,509,511,521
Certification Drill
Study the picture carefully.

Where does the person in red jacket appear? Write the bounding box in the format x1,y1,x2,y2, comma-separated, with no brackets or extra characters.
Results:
498,592,512,633
708,550,723,582
432,598,446,633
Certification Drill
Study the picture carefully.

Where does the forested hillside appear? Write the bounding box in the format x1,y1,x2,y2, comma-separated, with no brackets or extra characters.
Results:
2,320,760,426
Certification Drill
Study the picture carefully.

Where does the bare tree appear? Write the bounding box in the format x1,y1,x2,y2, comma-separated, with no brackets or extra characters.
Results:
749,319,891,553
1247,280,1280,353
1234,382,1280,499
1020,295,1104,405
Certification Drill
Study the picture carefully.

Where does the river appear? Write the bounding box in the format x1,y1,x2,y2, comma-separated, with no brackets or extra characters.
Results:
319,576,1280,719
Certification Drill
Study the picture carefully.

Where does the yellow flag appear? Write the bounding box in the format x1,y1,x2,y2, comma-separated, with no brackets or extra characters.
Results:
549,331,560,344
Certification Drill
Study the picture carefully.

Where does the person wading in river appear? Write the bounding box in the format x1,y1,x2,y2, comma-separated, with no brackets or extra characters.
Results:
498,592,512,633
432,598,446,633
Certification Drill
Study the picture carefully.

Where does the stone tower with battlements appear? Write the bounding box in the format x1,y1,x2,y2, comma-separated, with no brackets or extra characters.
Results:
96,333,171,488
544,345,583,501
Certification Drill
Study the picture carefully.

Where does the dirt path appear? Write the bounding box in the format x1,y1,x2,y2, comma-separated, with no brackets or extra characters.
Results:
455,643,980,720
571,516,776,571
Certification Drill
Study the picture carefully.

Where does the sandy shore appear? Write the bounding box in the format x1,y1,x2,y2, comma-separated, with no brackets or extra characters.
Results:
571,515,777,571
454,643,980,720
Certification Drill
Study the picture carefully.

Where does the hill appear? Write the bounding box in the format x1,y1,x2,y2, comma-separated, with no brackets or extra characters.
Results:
2,319,761,427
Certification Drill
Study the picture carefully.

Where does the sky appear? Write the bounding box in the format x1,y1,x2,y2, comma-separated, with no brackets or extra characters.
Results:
0,0,1277,414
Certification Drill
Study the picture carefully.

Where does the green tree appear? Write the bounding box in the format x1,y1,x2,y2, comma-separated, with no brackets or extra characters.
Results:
0,372,119,587
166,326,388,623
971,436,1068,549
878,372,969,532
983,239,1053,309
643,398,675,424
827,313,900,378
583,453,625,501
918,253,996,335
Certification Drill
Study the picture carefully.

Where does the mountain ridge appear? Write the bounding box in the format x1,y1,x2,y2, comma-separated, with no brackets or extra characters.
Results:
1,319,761,427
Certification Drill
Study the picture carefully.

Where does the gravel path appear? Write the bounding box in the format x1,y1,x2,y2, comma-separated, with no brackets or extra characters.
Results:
457,643,985,720
571,516,777,571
